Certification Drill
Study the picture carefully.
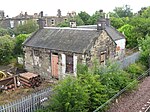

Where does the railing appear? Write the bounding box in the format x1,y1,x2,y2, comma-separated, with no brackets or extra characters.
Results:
93,68,150,112
0,87,52,112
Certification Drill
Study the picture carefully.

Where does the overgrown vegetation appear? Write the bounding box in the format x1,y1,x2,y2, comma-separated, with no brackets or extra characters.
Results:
37,59,146,112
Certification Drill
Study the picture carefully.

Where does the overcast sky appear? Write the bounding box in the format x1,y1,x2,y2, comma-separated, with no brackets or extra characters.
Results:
1,0,150,17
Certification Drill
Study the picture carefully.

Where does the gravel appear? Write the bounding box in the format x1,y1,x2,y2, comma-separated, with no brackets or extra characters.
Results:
107,76,150,112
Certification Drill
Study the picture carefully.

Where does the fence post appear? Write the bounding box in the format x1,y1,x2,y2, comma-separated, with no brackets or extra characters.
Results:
31,94,35,112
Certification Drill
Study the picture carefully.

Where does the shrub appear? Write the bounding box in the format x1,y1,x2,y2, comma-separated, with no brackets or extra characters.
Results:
47,76,89,112
78,74,108,111
126,62,146,79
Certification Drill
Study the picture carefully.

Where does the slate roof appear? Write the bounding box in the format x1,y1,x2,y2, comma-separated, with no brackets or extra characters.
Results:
78,25,125,41
23,27,100,53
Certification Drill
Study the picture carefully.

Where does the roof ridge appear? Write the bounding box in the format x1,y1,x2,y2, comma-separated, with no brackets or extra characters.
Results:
44,27,97,31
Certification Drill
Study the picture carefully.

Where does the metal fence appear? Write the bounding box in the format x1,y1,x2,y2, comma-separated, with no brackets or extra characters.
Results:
0,87,52,112
117,52,140,69
93,68,150,112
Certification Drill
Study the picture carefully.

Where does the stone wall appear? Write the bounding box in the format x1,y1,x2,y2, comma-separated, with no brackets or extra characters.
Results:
24,47,82,79
90,30,116,63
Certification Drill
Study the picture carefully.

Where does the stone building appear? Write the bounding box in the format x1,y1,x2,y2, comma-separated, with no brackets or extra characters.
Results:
0,9,72,29
23,17,126,79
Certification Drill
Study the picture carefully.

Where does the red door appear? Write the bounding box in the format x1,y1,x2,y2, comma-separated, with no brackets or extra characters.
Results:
51,54,58,78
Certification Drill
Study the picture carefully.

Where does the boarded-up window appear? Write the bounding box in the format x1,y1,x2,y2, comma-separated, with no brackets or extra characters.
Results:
66,55,73,73
100,52,106,64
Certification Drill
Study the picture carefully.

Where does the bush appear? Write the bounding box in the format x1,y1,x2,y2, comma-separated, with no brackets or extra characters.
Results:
100,70,132,98
0,35,15,64
126,62,146,79
47,76,89,112
77,63,88,75
78,74,108,111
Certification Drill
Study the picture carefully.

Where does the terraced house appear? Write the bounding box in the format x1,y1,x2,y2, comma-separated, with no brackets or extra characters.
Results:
23,17,126,79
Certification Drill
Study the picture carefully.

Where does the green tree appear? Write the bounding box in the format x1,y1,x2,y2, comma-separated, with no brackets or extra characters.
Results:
14,20,38,35
78,11,90,25
79,74,108,111
0,27,9,36
110,17,125,29
113,5,133,18
129,17,150,37
141,6,150,18
0,35,15,64
87,11,102,25
139,35,150,67
118,24,137,48
14,34,29,56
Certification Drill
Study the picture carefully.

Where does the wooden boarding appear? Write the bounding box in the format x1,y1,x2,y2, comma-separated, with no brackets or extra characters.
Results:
19,72,39,80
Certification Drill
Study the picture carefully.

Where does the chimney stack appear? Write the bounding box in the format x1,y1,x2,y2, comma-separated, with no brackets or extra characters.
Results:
37,11,45,29
40,11,43,18
97,18,106,31
57,9,61,18
105,14,110,26
25,12,27,19
70,20,77,28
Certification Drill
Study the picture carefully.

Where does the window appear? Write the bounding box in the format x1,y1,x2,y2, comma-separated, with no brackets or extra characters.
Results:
51,19,55,25
100,51,106,64
66,55,73,73
10,20,14,28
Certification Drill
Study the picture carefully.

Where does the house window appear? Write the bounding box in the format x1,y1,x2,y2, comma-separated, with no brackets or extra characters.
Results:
18,21,21,25
100,52,106,64
51,19,55,25
66,55,73,73
10,20,14,28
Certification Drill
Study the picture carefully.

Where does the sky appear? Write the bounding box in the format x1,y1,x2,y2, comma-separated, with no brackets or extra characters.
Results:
1,0,150,17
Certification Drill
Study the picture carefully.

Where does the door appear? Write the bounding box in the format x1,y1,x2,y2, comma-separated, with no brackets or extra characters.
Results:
66,55,73,73
51,54,58,78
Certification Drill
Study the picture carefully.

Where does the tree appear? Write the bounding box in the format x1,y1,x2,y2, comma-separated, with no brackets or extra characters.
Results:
0,27,9,36
113,5,133,18
78,74,108,111
78,11,90,25
141,6,150,18
87,11,102,25
118,24,137,48
14,34,29,56
0,35,15,64
129,17,150,38
110,17,125,29
139,35,150,67
14,20,38,35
